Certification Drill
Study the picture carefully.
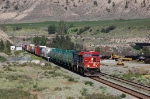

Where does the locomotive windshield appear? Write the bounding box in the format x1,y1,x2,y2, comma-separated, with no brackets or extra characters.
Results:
92,54,99,57
83,54,99,57
84,54,91,57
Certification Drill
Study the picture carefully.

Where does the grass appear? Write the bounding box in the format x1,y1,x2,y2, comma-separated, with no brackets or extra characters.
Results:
0,55,7,62
0,50,132,99
0,89,37,99
13,50,25,56
85,93,122,99
3,18,150,30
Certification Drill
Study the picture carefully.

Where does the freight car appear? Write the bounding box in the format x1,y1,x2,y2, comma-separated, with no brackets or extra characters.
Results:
22,44,101,76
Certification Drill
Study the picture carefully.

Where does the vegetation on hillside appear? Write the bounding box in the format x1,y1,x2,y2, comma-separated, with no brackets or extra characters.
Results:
0,89,37,99
48,35,80,50
31,36,48,46
0,55,7,62
0,40,12,55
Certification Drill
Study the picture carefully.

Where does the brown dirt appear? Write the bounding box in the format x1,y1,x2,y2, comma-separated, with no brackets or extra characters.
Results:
30,91,43,99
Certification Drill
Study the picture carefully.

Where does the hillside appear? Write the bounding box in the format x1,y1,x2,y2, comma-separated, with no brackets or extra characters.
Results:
0,29,13,44
0,0,150,23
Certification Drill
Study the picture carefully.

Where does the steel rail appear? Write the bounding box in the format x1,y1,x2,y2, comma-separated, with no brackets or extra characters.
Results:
91,77,150,99
100,72,150,92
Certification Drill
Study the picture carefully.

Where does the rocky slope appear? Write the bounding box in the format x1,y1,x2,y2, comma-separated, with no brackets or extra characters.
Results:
0,30,13,44
0,0,150,23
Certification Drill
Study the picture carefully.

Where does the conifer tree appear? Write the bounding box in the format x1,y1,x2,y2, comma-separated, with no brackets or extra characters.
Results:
0,40,4,52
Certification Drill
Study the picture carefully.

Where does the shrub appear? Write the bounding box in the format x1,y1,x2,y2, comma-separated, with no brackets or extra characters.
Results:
89,29,92,32
84,81,94,86
101,25,116,33
112,2,115,7
14,5,19,10
33,82,38,88
106,8,110,12
54,87,62,91
125,1,128,8
132,45,141,50
95,47,101,52
84,26,90,31
48,24,56,34
93,1,98,6
77,26,90,35
72,28,78,32
0,55,7,62
80,88,88,96
68,77,76,82
13,26,22,31
108,0,111,4
121,93,126,98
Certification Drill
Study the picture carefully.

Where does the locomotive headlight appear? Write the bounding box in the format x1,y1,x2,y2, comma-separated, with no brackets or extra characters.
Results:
87,65,90,67
91,58,93,60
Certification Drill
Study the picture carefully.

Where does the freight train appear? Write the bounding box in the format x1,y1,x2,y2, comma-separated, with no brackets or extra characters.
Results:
22,44,101,76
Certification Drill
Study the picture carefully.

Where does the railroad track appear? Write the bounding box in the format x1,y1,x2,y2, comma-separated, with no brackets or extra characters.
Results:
100,73,150,93
90,74,150,99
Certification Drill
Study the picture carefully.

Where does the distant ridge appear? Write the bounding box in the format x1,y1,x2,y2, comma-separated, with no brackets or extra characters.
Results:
0,0,150,23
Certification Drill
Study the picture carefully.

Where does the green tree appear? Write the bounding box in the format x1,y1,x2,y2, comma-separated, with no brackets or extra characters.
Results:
142,47,150,55
95,47,101,52
132,45,141,50
48,35,75,50
57,21,68,35
125,1,128,8
48,24,56,34
32,36,48,46
0,40,4,52
4,40,11,55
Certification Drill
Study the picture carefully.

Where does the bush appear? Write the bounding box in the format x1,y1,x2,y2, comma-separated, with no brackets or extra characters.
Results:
0,56,7,62
77,26,90,35
108,0,111,4
93,1,98,6
101,25,116,33
132,45,141,50
84,81,94,86
72,28,78,32
95,47,101,52
121,93,126,98
125,1,129,8
14,5,19,10
13,26,22,31
112,2,115,7
48,24,56,34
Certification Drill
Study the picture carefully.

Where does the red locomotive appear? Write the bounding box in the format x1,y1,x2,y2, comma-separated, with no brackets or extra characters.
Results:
77,51,100,76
